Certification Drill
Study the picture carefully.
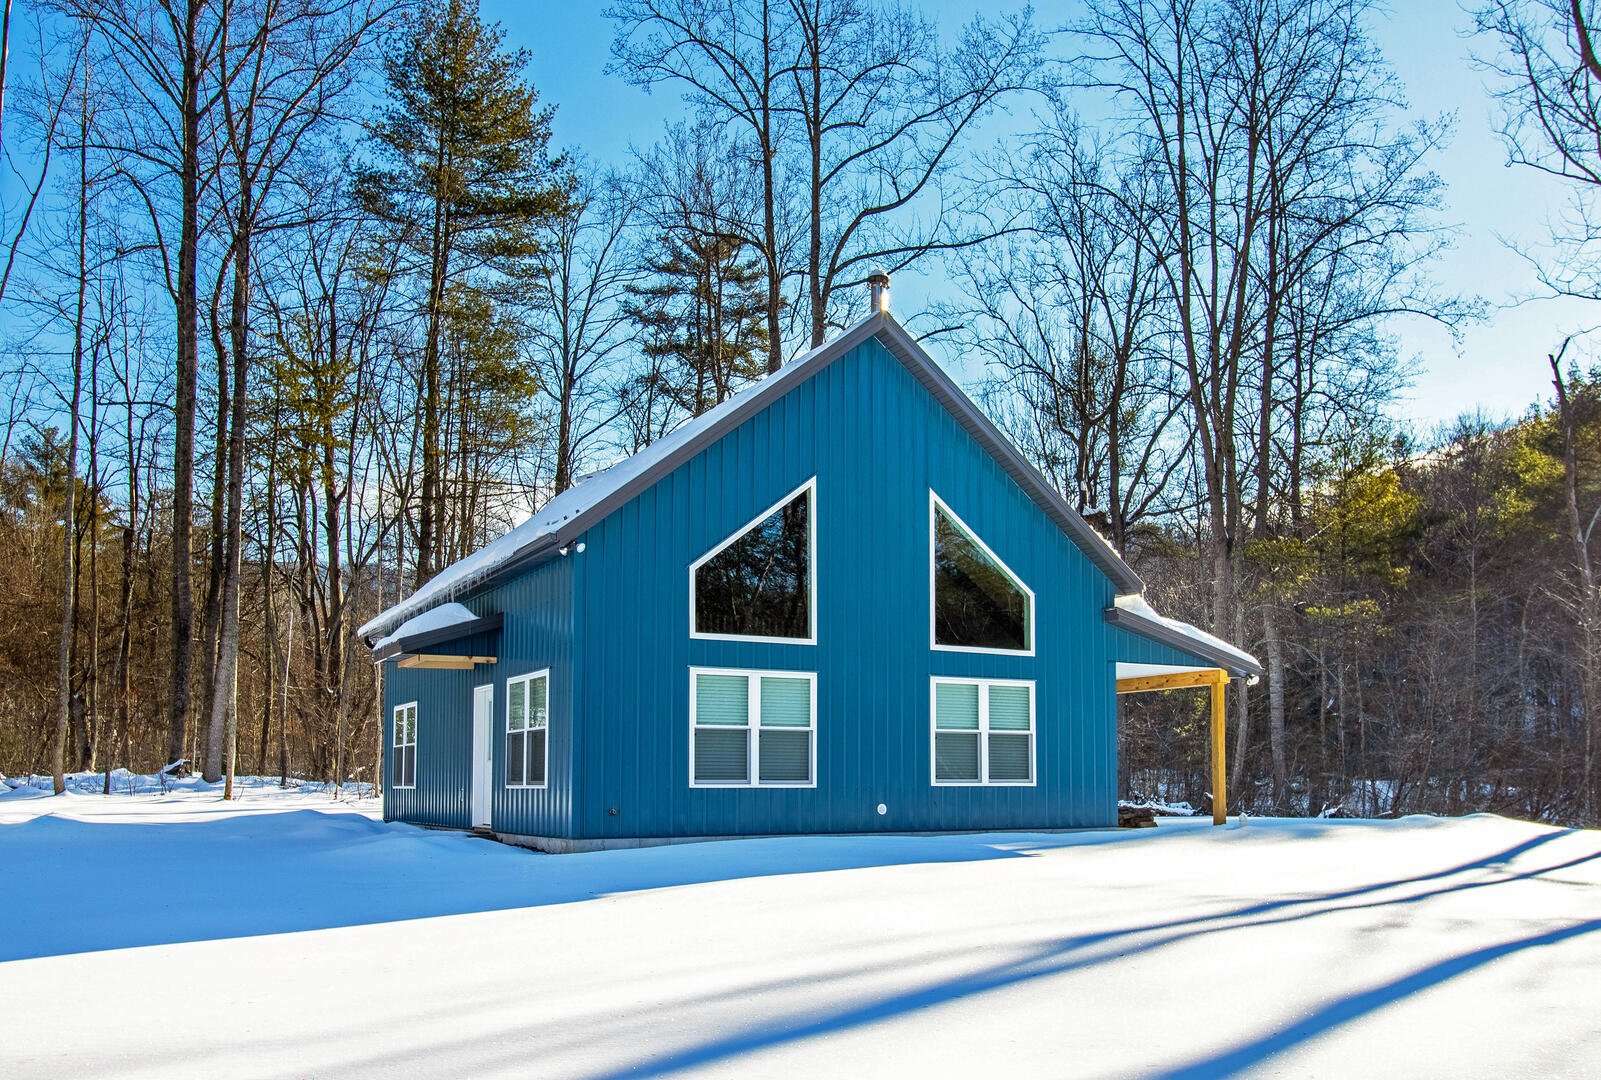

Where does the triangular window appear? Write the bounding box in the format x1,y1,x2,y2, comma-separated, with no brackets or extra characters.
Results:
692,480,815,642
931,494,1033,653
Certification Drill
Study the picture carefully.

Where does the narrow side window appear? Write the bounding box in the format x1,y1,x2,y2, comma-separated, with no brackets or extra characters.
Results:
505,672,549,789
392,703,417,789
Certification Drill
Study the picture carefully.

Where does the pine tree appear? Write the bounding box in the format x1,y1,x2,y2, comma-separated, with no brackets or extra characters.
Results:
357,0,567,586
628,228,770,419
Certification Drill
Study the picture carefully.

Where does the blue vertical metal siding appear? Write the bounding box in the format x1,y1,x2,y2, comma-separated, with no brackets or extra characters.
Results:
571,337,1122,838
383,662,475,830
383,556,576,837
486,555,576,837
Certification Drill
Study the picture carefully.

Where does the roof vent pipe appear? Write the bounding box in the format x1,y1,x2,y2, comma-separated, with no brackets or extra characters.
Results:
868,271,890,315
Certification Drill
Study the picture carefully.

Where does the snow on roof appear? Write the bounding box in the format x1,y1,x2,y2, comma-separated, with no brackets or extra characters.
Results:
1113,593,1262,676
371,602,481,651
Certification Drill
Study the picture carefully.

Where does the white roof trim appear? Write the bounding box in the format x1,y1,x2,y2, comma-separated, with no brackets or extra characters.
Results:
1106,594,1263,678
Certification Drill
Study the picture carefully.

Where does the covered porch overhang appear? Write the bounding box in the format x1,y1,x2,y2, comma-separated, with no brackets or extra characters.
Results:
369,604,502,670
1107,598,1264,827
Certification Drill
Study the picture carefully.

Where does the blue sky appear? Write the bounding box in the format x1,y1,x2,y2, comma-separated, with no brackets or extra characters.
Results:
1,1,1583,427
497,0,1594,428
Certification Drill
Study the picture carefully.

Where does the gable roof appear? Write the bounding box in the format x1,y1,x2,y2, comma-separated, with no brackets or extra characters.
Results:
360,311,1143,641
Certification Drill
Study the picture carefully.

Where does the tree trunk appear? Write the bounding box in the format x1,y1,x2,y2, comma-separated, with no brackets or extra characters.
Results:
1552,355,1601,823
280,603,294,786
198,265,230,740
167,0,204,774
203,227,249,782
259,556,275,776
1264,603,1288,806
54,54,90,795
806,36,824,348
87,331,100,779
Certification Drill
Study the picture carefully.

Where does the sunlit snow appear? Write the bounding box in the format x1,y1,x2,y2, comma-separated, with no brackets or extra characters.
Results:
2,778,1598,1078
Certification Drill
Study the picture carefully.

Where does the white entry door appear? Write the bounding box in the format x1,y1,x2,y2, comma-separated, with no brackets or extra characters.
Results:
471,684,493,829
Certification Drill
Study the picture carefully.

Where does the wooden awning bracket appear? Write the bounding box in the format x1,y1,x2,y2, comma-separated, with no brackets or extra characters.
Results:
395,654,497,670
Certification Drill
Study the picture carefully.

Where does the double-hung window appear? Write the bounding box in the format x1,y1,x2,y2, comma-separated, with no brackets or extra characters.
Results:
392,702,417,789
931,678,1035,785
690,668,816,786
506,671,549,788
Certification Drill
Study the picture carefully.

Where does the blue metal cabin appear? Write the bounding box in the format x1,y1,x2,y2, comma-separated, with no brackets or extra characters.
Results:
360,312,1261,850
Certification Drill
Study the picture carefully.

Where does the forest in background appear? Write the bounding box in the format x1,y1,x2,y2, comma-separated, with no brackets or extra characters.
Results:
0,0,1598,824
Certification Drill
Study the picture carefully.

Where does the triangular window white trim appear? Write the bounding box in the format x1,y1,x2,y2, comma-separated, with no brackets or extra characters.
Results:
689,477,817,645
929,490,1036,656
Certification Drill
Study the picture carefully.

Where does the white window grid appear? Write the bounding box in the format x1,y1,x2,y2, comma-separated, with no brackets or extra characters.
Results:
928,677,1037,787
688,667,818,788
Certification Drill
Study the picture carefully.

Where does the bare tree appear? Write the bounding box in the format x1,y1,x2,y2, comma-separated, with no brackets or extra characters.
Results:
1548,341,1601,819
610,0,795,373
1078,0,1453,806
0,0,13,148
197,0,388,784
52,32,93,795
1476,1,1601,297
612,0,1040,356
57,0,234,773
785,0,1040,346
3,14,82,305
942,106,1188,555
526,167,641,494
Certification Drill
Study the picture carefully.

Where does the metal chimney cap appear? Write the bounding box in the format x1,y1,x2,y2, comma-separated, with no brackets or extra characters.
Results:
868,272,891,314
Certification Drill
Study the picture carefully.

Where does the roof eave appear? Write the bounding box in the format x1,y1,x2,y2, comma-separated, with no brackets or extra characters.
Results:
1103,604,1263,678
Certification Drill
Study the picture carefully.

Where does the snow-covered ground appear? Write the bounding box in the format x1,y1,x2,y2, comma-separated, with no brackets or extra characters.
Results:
3,782,1599,1078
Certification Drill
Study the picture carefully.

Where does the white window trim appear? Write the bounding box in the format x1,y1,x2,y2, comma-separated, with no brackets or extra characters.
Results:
929,677,1037,787
928,490,1036,657
504,669,550,790
689,666,818,788
689,477,818,645
392,701,418,790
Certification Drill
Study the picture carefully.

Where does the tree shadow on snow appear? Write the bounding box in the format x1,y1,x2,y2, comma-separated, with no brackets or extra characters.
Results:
0,810,1105,961
557,830,1601,1080
1146,918,1601,1079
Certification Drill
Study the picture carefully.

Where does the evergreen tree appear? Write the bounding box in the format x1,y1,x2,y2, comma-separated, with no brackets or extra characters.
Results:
629,229,769,419
628,125,770,421
357,0,567,586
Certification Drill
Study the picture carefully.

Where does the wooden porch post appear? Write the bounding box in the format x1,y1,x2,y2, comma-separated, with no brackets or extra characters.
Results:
1210,674,1226,826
